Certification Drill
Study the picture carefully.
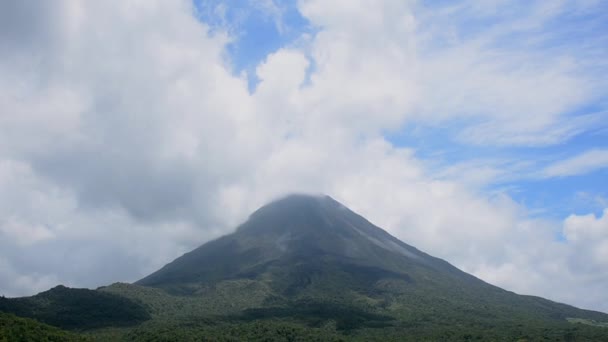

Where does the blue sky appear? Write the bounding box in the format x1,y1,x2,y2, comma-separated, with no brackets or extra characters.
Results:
194,0,314,91
194,0,608,221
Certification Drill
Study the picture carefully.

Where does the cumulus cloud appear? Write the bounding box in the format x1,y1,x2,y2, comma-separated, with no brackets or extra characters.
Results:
564,209,608,269
0,0,607,314
0,0,248,294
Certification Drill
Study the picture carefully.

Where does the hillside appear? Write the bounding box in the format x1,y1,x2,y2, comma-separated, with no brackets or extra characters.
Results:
2,194,608,341
0,312,86,341
0,285,149,330
130,194,608,340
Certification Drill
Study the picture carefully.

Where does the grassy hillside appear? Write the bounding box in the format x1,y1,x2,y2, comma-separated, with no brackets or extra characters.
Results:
2,280,607,340
0,312,87,342
0,285,149,330
95,282,608,341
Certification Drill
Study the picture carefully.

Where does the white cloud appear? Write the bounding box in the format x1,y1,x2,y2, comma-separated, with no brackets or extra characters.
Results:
564,209,608,267
411,0,605,146
0,257,60,297
543,149,608,178
0,218,55,246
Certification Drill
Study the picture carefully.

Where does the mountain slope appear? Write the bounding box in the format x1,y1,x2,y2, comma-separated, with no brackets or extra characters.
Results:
139,194,475,288
136,194,608,327
0,312,86,341
0,285,149,330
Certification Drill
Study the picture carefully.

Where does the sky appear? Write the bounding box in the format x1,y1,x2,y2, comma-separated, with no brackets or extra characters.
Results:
0,0,607,312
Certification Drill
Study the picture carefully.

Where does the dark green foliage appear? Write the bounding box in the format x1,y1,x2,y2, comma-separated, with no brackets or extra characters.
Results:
231,300,395,331
0,285,150,330
120,320,347,342
86,310,608,342
0,312,86,341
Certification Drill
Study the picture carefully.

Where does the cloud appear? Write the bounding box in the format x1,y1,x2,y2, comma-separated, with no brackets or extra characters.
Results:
542,149,608,178
0,0,249,294
411,0,607,146
0,0,607,314
0,257,60,298
564,209,608,269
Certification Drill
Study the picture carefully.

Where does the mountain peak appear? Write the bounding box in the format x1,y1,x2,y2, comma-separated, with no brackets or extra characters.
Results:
244,193,340,230
249,193,338,218
268,193,333,203
239,193,378,242
137,194,440,290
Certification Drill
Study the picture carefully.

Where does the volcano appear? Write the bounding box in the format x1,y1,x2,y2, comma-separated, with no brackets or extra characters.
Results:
133,194,608,337
3,194,608,340
137,194,469,293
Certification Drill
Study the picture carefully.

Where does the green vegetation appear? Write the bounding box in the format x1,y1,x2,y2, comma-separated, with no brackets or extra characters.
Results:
0,312,86,341
89,281,608,341
0,285,149,330
3,279,608,341
568,317,608,328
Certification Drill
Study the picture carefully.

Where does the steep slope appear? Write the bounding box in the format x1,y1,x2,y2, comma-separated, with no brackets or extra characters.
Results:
137,194,608,326
139,194,470,287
